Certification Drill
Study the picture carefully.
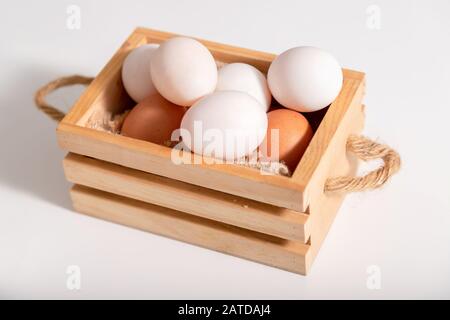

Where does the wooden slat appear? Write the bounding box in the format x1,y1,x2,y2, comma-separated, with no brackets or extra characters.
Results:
306,104,366,265
70,185,310,275
57,122,304,211
63,153,310,242
293,77,365,210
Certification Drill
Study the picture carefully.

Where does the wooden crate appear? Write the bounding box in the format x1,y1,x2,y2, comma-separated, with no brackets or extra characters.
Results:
57,27,366,275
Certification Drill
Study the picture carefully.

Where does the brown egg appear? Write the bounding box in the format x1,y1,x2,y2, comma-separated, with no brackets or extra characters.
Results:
260,109,313,172
121,93,186,145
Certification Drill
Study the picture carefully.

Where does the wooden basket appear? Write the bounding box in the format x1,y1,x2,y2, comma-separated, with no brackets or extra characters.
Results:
36,27,399,275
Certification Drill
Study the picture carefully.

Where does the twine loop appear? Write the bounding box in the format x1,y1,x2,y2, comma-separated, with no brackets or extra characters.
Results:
34,75,93,122
34,75,400,194
325,135,401,193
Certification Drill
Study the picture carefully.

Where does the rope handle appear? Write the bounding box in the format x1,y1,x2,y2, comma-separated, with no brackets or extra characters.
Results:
34,76,401,193
34,75,93,122
324,135,401,193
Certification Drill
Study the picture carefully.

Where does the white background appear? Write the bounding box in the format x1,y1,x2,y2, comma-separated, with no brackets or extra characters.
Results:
1,0,449,299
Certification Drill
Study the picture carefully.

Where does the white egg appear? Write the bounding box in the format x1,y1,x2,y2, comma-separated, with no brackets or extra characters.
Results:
215,63,271,111
121,43,159,102
150,37,217,107
180,91,268,160
267,46,343,112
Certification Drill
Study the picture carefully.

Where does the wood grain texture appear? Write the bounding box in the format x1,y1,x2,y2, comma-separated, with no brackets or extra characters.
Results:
57,27,365,212
57,123,303,210
63,153,310,242
70,185,310,275
294,76,366,209
306,104,366,268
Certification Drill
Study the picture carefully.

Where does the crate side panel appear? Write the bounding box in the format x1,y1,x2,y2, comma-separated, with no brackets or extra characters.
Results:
292,75,366,207
306,103,366,271
58,123,305,211
63,153,310,242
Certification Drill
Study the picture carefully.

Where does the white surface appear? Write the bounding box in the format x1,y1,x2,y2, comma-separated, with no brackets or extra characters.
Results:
0,0,449,299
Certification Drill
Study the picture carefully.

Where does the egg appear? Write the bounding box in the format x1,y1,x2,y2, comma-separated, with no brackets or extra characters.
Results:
121,43,159,102
180,91,268,160
121,93,186,145
260,109,313,171
150,37,217,107
215,63,271,111
267,46,343,112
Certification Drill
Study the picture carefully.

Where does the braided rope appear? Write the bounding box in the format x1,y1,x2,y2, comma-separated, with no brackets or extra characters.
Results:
34,75,93,122
325,135,401,192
